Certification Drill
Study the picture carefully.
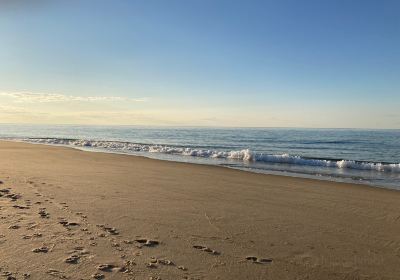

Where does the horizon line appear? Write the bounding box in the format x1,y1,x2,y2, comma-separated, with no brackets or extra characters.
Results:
0,122,398,131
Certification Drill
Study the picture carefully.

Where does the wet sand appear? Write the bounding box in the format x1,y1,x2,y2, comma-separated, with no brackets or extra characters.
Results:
0,140,399,280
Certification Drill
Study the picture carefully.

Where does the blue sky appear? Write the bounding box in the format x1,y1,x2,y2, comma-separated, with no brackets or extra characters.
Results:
0,0,399,128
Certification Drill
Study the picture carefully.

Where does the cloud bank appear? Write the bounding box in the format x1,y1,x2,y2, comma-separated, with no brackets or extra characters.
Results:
0,92,146,103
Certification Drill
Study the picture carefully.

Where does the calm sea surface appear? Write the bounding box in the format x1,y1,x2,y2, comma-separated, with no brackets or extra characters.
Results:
0,124,399,189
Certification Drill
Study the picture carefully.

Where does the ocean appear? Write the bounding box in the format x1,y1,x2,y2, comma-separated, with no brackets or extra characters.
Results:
0,124,399,189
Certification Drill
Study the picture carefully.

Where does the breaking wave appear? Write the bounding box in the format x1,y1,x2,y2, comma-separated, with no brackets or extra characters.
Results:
20,138,400,173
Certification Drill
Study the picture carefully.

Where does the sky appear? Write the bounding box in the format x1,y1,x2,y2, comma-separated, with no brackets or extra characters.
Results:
0,0,399,128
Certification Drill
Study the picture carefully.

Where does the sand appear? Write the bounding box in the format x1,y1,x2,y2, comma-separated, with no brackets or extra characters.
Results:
0,141,399,280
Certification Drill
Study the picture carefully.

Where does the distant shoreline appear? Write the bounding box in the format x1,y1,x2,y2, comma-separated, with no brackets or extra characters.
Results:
1,123,400,130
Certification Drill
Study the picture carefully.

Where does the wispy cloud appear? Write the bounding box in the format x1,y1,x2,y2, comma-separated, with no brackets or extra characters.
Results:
0,105,50,120
0,105,28,114
0,106,175,125
0,92,147,103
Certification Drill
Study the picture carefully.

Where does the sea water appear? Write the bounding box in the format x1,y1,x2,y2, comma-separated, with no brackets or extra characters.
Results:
0,124,399,189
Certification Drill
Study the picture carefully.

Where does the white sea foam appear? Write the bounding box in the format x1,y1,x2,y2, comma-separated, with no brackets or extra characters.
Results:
22,138,400,173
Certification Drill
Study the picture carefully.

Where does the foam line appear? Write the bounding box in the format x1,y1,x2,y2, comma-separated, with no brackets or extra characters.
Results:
22,138,400,173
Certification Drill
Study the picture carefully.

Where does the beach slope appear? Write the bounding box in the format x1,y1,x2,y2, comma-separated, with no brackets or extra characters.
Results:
0,141,399,279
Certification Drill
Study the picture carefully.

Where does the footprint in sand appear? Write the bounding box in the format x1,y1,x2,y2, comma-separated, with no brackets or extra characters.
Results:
245,256,273,264
65,254,80,264
124,260,136,266
0,188,10,194
10,194,22,201
134,238,159,247
8,225,20,230
1,272,18,280
46,269,67,279
22,233,43,239
111,241,123,251
146,261,158,269
76,212,88,219
1,271,12,277
97,264,116,272
69,246,90,256
97,224,119,235
91,273,105,279
3,192,21,201
193,245,220,255
59,218,80,228
150,258,174,266
12,204,30,209
32,246,49,253
26,222,39,230
97,263,130,273
38,208,50,218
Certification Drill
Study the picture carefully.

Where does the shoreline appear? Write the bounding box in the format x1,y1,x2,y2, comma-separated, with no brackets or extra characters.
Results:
2,139,398,191
1,141,400,279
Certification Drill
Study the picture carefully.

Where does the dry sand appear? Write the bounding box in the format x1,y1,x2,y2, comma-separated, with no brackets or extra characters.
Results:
0,141,399,280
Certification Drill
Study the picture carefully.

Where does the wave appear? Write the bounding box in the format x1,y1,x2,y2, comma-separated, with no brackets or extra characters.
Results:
21,138,400,173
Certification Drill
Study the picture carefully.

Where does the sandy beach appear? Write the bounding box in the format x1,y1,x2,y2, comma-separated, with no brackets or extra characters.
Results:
0,140,399,280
